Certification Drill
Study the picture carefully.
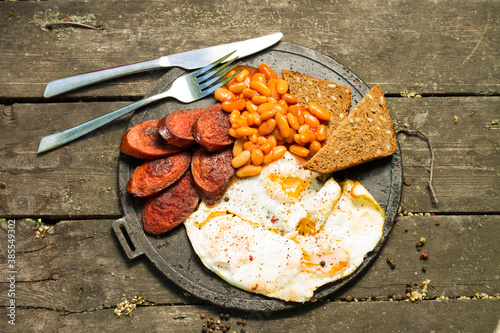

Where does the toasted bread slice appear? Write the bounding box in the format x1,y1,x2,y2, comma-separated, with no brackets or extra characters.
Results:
304,85,397,173
281,70,351,133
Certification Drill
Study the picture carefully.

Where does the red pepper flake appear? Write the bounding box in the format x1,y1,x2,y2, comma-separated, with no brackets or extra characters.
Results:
249,255,254,261
420,252,428,260
271,218,276,223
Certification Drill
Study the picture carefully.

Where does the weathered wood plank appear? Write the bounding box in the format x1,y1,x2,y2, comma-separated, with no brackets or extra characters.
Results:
1,300,498,333
0,216,498,312
0,102,130,218
1,96,498,217
0,0,498,99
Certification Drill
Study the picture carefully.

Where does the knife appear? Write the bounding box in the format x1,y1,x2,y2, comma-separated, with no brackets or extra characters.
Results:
43,32,283,98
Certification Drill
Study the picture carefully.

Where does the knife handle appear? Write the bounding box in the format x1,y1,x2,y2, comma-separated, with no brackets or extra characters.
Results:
43,58,163,98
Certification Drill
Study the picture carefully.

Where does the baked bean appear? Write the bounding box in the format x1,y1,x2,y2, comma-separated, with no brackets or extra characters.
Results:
290,144,310,157
228,81,247,94
275,112,291,138
236,165,262,178
235,68,250,82
262,150,274,165
309,140,322,156
282,93,297,105
308,102,331,121
243,88,258,99
304,113,320,128
254,117,262,126
267,97,278,105
259,109,275,121
299,133,311,144
250,81,272,96
222,98,245,112
245,101,258,114
215,87,236,102
272,146,287,160
235,126,256,137
256,135,268,146
229,110,240,124
243,141,258,152
233,138,245,157
276,78,288,95
257,64,278,80
272,127,284,141
232,150,251,168
286,113,300,130
278,99,289,111
248,132,258,143
285,129,296,144
258,119,276,136
228,128,237,138
251,149,264,165
251,95,268,105
250,73,266,84
256,103,284,115
225,69,237,87
267,79,280,99
298,124,310,135
293,133,303,145
316,124,327,141
267,135,277,147
247,112,259,126
259,142,273,155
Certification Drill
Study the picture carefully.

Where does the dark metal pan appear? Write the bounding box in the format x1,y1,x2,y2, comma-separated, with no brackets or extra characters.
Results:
113,42,402,312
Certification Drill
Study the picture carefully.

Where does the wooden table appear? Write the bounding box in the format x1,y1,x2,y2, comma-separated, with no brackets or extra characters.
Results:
1,1,499,332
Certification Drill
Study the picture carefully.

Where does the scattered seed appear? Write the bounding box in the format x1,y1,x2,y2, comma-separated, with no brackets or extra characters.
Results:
0,181,7,189
420,252,429,260
387,292,393,298
346,295,353,302
422,266,427,273
404,228,408,233
200,313,206,319
435,220,440,226
224,313,230,321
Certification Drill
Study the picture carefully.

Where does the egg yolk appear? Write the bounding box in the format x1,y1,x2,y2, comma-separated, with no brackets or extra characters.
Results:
267,173,310,199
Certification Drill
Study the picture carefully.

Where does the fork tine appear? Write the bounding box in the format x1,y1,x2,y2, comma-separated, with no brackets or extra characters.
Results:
193,50,237,76
197,55,239,83
199,66,244,97
198,61,243,90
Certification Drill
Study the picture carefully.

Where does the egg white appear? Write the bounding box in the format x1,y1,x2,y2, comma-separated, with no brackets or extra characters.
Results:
184,152,385,302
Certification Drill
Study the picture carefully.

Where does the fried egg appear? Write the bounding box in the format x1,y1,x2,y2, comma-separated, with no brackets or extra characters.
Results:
184,151,385,302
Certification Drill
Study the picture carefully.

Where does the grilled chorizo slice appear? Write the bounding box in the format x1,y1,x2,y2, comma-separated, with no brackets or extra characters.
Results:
191,145,234,206
120,120,184,159
157,108,206,147
192,104,235,151
142,171,200,235
127,151,191,197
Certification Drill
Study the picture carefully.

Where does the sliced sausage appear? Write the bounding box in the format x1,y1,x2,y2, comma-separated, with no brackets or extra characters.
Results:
127,151,191,197
120,120,184,159
192,104,235,151
191,145,234,206
157,108,206,147
142,171,200,235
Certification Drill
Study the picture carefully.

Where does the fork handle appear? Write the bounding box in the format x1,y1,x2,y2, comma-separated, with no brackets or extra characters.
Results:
37,92,169,153
43,59,163,98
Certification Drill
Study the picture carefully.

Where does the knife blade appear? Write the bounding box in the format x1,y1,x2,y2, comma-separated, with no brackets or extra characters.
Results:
43,32,283,98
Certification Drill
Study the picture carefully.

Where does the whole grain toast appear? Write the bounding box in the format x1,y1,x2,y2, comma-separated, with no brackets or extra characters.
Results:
281,70,352,134
304,85,398,173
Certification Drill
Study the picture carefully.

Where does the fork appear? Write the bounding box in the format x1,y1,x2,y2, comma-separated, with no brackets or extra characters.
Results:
37,51,242,154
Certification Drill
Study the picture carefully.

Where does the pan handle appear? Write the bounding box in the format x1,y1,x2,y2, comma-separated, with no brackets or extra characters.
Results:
112,218,145,259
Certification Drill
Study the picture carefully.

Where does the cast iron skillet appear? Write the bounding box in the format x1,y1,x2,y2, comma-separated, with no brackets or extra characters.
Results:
112,42,402,312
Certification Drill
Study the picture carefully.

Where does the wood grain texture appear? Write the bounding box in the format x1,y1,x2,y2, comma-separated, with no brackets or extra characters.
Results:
0,216,498,311
0,0,499,99
1,97,498,217
0,298,498,333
